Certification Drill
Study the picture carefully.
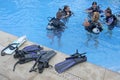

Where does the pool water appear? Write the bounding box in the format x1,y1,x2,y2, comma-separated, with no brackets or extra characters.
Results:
0,0,120,72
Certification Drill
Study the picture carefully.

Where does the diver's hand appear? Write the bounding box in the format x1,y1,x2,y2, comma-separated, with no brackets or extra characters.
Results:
66,12,70,15
65,12,70,17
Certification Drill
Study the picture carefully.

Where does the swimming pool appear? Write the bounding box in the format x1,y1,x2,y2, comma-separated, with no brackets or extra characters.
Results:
0,0,120,73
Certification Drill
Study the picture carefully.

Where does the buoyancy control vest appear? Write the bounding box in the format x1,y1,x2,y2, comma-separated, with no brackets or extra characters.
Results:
85,20,103,34
47,17,65,30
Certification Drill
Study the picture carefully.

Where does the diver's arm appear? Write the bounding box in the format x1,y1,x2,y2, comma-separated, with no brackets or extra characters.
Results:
86,10,93,13
65,12,70,17
62,12,70,18
85,7,93,13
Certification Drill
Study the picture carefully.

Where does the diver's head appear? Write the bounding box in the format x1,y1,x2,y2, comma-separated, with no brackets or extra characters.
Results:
92,2,97,8
105,10,112,17
92,12,100,22
105,7,112,17
63,5,70,12
56,12,62,19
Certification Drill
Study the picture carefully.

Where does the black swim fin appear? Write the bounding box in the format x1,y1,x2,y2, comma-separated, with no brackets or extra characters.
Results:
29,50,56,73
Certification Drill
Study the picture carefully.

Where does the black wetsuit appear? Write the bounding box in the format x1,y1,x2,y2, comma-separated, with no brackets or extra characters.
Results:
105,14,117,30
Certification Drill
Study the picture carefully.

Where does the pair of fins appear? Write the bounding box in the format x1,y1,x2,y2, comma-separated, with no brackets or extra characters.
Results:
55,50,87,73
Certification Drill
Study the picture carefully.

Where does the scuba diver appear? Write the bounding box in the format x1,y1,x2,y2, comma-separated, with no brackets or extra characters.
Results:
83,12,103,47
86,2,103,19
46,12,66,47
58,5,73,24
105,7,117,38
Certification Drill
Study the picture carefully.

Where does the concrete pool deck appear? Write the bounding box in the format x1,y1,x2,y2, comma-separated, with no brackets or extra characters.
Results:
0,30,120,80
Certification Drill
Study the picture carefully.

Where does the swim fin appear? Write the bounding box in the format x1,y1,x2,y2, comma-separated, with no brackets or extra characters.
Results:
1,43,19,56
55,50,87,73
1,36,26,56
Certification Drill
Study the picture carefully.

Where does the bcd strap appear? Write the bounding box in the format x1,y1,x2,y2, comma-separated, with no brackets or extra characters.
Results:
13,57,36,71
37,60,50,73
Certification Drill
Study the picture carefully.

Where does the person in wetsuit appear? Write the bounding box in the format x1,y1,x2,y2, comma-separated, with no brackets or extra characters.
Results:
47,12,66,46
83,12,103,47
105,7,117,38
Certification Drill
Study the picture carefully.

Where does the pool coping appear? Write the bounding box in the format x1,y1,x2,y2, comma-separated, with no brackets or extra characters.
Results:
0,30,120,80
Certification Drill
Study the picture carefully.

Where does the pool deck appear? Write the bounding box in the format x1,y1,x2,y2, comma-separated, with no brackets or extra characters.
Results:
0,30,120,80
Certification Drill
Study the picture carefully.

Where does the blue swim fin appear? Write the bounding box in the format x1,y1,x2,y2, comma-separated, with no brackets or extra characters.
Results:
55,50,87,73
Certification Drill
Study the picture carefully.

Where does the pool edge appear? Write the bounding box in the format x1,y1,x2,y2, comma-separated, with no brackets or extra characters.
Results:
0,30,120,80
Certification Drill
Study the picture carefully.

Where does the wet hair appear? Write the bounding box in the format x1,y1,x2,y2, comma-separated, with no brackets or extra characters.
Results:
106,7,111,11
92,2,97,5
106,7,112,14
92,12,100,22
56,12,62,19
63,5,69,11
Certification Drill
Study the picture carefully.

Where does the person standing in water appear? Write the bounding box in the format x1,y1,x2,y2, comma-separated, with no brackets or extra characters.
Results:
105,7,117,38
47,12,66,47
83,12,103,47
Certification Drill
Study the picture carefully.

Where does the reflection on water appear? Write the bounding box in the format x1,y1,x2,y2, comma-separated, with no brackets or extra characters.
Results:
47,29,63,47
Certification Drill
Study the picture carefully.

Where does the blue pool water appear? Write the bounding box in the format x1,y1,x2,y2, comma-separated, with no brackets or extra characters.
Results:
0,0,120,72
